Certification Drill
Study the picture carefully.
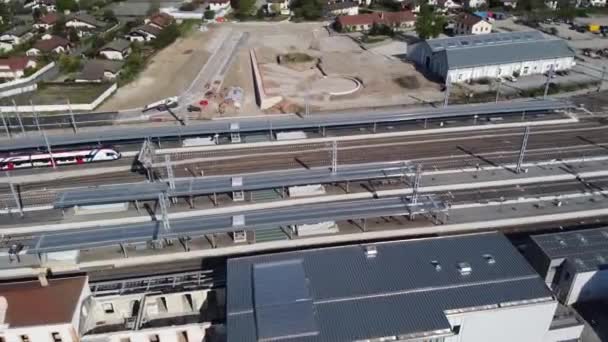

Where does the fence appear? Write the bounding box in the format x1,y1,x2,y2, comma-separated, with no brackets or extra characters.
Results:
0,83,118,113
0,62,56,98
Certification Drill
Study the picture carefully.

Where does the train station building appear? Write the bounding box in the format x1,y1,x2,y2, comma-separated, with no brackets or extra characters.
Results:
225,232,583,342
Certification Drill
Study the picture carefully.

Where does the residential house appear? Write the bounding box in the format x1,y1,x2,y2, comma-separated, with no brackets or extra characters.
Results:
0,25,34,46
466,0,486,7
455,13,492,35
209,0,231,11
0,57,37,80
408,31,576,83
99,39,131,60
267,0,291,15
126,24,161,42
437,0,462,10
66,13,105,37
30,0,57,12
582,0,606,6
145,12,174,29
325,1,360,16
0,275,90,342
76,59,124,82
335,11,416,32
26,35,70,56
34,12,60,31
501,0,517,6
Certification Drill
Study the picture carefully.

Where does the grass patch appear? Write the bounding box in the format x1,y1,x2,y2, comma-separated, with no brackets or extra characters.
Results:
362,35,389,44
1,82,113,106
178,19,200,37
281,52,315,63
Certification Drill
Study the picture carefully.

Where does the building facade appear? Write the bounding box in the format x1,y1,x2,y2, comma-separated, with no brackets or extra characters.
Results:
455,13,492,35
226,232,579,342
525,227,608,305
408,31,576,83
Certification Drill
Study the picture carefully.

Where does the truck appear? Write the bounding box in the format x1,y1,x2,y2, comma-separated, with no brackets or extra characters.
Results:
142,96,179,112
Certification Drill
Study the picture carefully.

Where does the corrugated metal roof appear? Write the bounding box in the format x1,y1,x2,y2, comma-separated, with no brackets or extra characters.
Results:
226,232,554,341
531,227,608,272
425,31,575,69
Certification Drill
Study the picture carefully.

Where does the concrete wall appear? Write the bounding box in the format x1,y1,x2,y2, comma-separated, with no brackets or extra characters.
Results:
445,300,558,342
0,62,56,98
250,49,282,110
2,324,78,342
447,57,575,83
0,83,117,112
565,269,608,305
81,323,212,342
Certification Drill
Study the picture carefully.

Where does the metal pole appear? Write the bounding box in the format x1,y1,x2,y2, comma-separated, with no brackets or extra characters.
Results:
412,164,422,205
67,98,77,133
0,110,10,137
331,140,337,175
42,130,56,169
30,101,41,133
543,65,555,99
443,76,451,108
5,171,23,217
158,192,171,233
598,66,606,92
516,127,530,174
12,99,25,134
495,79,501,103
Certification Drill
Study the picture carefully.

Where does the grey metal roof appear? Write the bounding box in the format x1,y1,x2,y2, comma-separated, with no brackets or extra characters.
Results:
76,59,124,81
101,39,131,52
53,161,413,208
0,99,572,151
226,232,554,341
4,25,32,37
426,32,576,69
531,227,608,272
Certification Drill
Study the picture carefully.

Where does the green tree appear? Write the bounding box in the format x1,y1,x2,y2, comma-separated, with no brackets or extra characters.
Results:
292,0,323,20
414,4,445,39
152,22,179,49
67,27,79,42
147,0,160,15
204,9,215,19
57,0,79,12
58,55,81,73
233,0,256,19
103,9,117,22
52,16,66,35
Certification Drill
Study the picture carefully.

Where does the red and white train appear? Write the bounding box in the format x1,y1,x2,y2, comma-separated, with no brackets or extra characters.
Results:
0,147,121,171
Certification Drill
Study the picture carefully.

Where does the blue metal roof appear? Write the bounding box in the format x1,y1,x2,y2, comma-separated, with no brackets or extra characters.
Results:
531,227,608,272
226,232,554,341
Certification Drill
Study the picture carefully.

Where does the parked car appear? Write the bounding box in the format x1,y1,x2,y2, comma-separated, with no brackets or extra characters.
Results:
503,75,517,82
555,70,570,76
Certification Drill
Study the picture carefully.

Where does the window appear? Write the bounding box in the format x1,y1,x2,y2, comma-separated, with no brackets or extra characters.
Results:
102,302,115,314
0,336,5,342
120,338,131,342
51,332,62,342
453,325,461,334
20,335,30,342
177,331,189,342
149,334,160,342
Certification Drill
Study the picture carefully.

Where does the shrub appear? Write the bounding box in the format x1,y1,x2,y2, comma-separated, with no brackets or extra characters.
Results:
204,9,215,19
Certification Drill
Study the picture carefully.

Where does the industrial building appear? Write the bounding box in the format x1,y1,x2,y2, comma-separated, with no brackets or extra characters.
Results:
525,227,608,305
225,232,581,342
408,31,576,83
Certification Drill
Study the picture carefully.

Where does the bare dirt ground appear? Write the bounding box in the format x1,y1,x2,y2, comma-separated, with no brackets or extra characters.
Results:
220,22,444,115
98,26,225,111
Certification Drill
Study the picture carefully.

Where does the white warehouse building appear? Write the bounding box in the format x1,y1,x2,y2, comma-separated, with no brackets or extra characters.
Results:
525,227,608,305
408,31,576,83
226,232,583,342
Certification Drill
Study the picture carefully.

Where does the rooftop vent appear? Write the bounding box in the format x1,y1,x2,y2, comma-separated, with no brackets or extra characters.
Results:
601,231,608,239
431,260,442,271
483,254,496,265
364,245,377,258
576,233,588,245
457,262,472,275
555,237,567,246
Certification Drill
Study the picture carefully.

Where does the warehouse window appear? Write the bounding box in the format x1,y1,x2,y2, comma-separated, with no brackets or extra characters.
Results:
51,332,62,342
20,335,30,342
103,303,115,314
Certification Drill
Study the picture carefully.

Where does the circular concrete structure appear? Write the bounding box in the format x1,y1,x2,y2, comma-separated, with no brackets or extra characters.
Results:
311,76,360,97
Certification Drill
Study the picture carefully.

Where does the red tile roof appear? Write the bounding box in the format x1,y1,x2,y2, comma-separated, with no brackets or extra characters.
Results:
148,12,174,27
337,11,415,27
0,57,34,71
458,13,483,26
0,276,87,327
33,35,70,52
38,12,60,25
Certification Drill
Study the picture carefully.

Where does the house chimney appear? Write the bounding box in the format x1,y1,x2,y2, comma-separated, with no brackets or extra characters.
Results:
38,272,48,287
0,296,7,326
